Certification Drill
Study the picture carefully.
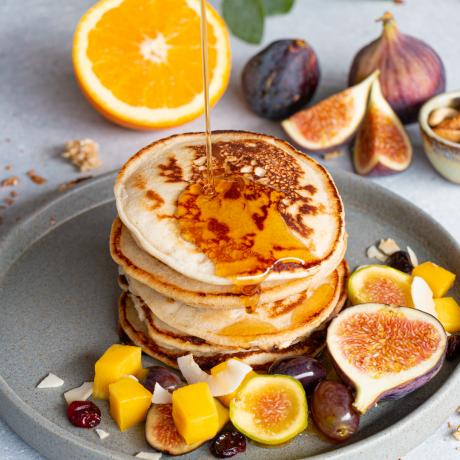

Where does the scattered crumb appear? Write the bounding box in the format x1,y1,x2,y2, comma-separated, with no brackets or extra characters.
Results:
49,217,56,226
321,150,344,161
62,139,101,172
448,421,453,429
26,170,47,185
9,190,17,198
367,244,387,262
5,165,12,171
1,176,19,187
57,176,93,192
393,0,404,3
453,425,460,441
95,428,110,440
378,238,400,255
4,197,14,207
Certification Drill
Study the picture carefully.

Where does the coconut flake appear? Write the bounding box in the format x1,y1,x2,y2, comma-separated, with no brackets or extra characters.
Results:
411,276,437,318
176,355,252,397
152,383,172,404
366,245,387,262
95,428,110,440
378,238,400,256
64,382,93,404
37,373,64,389
135,452,162,460
407,246,419,267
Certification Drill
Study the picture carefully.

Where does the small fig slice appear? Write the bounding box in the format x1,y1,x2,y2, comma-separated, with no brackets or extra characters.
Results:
327,303,447,414
145,404,203,455
353,79,412,176
348,265,412,307
230,375,307,445
282,71,378,152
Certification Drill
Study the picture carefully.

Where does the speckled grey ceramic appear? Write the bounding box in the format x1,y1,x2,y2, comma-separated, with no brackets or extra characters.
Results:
0,171,459,460
419,91,460,184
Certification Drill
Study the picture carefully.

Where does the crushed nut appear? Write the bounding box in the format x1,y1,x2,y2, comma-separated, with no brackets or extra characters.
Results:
367,245,387,262
193,156,206,166
457,406,460,413
5,165,12,171
58,176,93,192
321,150,344,161
240,165,253,174
378,238,400,255
1,176,19,187
26,170,47,185
448,421,453,429
198,165,206,171
250,159,257,166
62,139,101,172
258,177,270,185
4,197,14,206
9,190,17,198
254,167,266,177
452,426,460,441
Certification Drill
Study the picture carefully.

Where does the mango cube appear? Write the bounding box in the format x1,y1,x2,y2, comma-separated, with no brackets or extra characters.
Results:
93,344,142,399
172,382,219,444
413,262,456,298
211,360,256,407
434,297,460,333
109,377,152,431
215,398,230,429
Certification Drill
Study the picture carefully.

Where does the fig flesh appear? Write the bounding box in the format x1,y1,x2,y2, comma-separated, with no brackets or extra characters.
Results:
327,304,447,414
242,39,320,120
349,12,445,124
353,79,412,176
145,404,203,455
282,71,378,152
348,265,412,307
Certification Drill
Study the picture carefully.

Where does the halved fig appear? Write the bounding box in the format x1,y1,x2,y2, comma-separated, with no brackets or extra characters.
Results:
353,79,412,176
327,303,447,414
282,71,378,151
348,265,412,307
145,404,203,455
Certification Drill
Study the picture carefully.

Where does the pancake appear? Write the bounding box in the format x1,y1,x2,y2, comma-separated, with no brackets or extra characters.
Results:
124,261,348,350
118,292,329,370
115,131,345,285
111,218,347,309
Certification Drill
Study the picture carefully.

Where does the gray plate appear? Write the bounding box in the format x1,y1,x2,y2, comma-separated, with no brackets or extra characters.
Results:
0,170,459,460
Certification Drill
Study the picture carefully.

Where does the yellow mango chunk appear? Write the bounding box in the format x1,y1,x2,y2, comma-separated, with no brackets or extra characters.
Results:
434,297,460,333
413,262,456,298
215,398,230,430
93,344,142,399
211,360,256,407
109,377,152,431
172,382,219,445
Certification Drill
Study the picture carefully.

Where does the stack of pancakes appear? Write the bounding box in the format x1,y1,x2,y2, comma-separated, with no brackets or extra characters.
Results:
111,131,348,370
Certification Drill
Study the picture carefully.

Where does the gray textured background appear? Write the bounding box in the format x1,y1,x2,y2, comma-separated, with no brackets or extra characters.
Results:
1,0,460,458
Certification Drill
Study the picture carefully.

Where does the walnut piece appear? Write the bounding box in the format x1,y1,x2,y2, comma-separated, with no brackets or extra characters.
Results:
26,170,47,185
1,176,19,187
62,139,101,172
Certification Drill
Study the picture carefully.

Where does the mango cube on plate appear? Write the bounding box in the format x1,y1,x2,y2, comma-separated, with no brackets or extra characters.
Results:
93,344,142,399
109,377,152,431
412,262,456,298
172,382,221,445
434,297,460,333
211,360,256,407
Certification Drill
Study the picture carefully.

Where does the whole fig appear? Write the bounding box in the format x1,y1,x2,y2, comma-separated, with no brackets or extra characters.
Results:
242,39,320,120
349,12,445,124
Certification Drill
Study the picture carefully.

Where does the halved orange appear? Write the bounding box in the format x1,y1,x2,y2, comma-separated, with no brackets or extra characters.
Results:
73,0,231,130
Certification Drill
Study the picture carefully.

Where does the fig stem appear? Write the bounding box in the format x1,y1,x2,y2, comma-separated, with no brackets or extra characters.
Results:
376,11,399,39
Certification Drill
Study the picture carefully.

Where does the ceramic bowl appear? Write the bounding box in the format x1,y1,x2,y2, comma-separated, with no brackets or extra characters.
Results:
419,91,460,184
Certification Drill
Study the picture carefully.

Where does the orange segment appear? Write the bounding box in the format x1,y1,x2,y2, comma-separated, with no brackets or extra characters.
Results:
73,0,231,129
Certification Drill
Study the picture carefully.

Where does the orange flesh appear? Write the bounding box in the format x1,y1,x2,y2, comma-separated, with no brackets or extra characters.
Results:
176,176,312,282
86,0,218,108
218,318,278,336
356,106,407,168
291,283,335,325
290,90,354,142
362,276,411,306
338,309,440,377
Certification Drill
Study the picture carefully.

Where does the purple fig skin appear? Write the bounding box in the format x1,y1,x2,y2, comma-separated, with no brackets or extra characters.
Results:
348,12,445,124
331,348,446,413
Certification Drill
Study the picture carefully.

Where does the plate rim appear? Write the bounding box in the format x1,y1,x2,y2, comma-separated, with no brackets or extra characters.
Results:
0,169,459,460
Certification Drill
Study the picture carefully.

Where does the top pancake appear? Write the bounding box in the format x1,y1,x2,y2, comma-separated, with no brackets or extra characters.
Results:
115,131,345,285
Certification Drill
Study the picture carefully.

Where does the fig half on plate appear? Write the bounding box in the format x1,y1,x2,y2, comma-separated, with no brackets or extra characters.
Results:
327,303,447,414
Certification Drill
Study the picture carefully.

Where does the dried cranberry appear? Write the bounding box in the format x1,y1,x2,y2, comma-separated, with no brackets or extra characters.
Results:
67,401,101,428
447,335,460,361
386,250,414,274
210,430,246,458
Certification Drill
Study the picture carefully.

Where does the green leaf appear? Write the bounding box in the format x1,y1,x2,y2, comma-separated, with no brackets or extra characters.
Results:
222,0,265,44
262,0,295,15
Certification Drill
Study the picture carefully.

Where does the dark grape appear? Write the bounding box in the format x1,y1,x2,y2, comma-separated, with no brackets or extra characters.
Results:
447,335,460,361
141,365,183,393
312,381,359,442
386,251,414,274
210,430,246,458
269,356,326,393
67,401,101,428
